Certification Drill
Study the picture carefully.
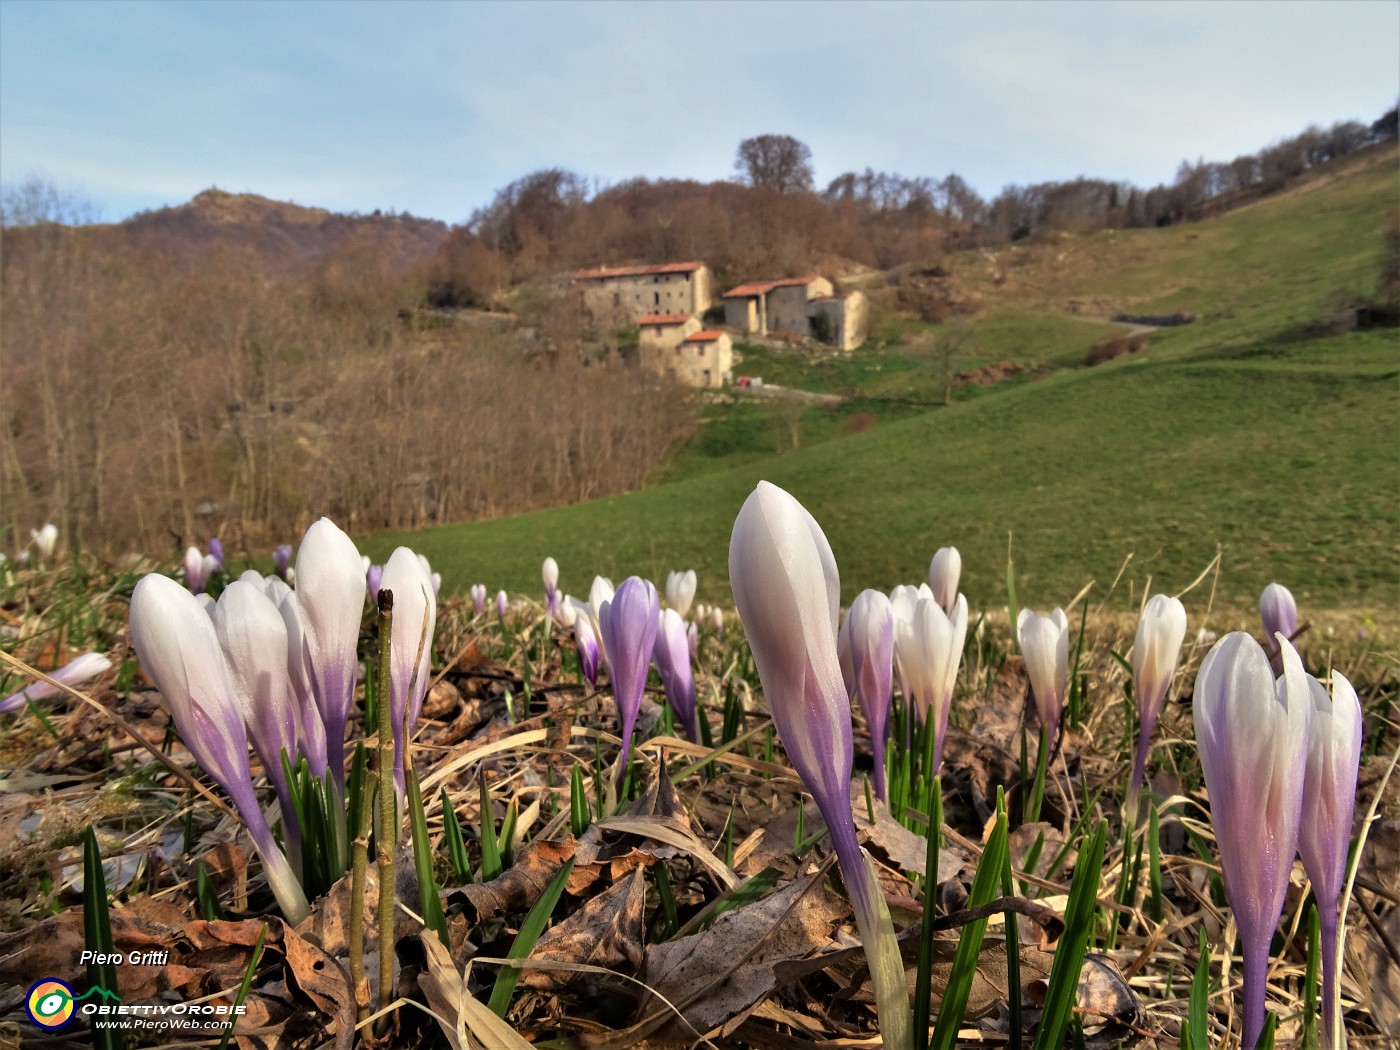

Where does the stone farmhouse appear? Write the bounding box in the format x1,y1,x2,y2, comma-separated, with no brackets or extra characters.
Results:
637,313,732,388
722,275,868,351
569,261,712,328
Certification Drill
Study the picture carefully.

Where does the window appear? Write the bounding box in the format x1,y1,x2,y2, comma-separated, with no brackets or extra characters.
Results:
696,345,705,356
655,327,663,336
654,292,660,306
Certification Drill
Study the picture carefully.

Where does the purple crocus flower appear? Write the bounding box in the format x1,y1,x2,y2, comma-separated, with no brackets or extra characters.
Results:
729,482,911,1044
130,573,309,924
1129,594,1188,805
1260,582,1298,672
1017,607,1070,752
381,547,437,795
847,589,896,800
366,563,384,600
0,652,112,714
1194,632,1312,1050
273,544,293,581
471,583,486,615
184,545,214,595
1299,669,1363,1046
573,614,600,687
598,576,659,780
208,538,225,571
210,580,302,854
294,518,366,797
653,608,699,742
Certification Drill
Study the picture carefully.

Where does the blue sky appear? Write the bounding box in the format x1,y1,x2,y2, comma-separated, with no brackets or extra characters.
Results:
2,0,1396,224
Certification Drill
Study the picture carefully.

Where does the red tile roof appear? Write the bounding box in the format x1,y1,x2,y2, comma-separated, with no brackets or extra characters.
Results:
569,260,705,280
684,330,726,343
637,313,694,326
769,274,823,288
723,281,776,298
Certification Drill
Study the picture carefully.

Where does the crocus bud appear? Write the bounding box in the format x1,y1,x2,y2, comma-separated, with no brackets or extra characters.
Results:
543,556,559,615
294,517,366,793
901,593,968,775
598,576,659,778
366,563,383,600
1129,594,1188,802
471,583,487,615
588,576,615,667
686,620,698,661
665,570,697,619
1260,582,1298,669
729,482,910,1045
1194,632,1312,1049
211,580,301,839
273,544,293,580
31,523,58,558
495,590,508,619
208,538,225,571
847,589,896,799
1017,608,1070,751
262,574,292,605
710,606,723,632
0,652,112,714
184,545,212,594
381,547,437,794
928,546,961,615
653,608,698,741
1299,669,1363,1044
555,593,578,628
573,613,600,687
130,573,309,924
430,572,441,598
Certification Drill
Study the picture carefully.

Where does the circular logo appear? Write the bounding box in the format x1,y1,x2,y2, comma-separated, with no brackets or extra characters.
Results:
26,979,76,1030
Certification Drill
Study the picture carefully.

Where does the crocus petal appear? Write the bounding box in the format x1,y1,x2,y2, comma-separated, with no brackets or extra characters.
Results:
666,570,697,619
495,590,508,618
1018,607,1070,748
278,593,327,777
32,523,58,557
653,607,698,741
847,589,895,799
184,545,210,594
366,564,383,599
1194,631,1311,1049
573,614,600,686
293,517,366,789
381,546,438,792
0,652,112,713
928,546,961,615
598,576,659,774
208,538,225,570
471,584,486,615
1130,594,1188,799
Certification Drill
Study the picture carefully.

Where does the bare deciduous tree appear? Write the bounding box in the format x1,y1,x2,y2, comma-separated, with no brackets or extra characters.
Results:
733,135,815,194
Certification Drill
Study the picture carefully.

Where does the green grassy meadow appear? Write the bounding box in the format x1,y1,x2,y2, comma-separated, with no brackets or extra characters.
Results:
365,148,1400,620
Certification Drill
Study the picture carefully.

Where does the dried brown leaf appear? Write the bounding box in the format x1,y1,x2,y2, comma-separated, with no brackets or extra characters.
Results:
281,920,356,1050
460,838,578,919
520,867,647,991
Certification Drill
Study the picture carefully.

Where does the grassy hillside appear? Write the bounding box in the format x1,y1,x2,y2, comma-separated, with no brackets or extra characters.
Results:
365,148,1399,619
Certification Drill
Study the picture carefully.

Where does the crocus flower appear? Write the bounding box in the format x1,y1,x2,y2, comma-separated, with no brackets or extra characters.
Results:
543,557,560,617
597,576,659,779
1299,669,1363,1045
366,563,383,600
653,607,698,741
415,554,441,598
130,573,309,924
495,589,508,619
1194,632,1312,1050
666,570,697,619
928,546,961,615
1129,594,1188,803
380,547,438,794
1260,582,1298,671
898,592,968,775
687,620,698,661
277,592,327,777
273,544,293,581
210,580,301,849
208,538,225,571
847,589,896,800
294,518,366,796
573,613,600,687
556,594,578,629
184,545,214,594
1017,608,1070,752
0,652,112,714
710,606,723,632
589,576,616,667
471,583,487,615
31,523,58,559
729,482,910,1046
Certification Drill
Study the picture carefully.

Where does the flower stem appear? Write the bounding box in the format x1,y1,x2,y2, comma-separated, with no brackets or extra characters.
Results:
375,589,397,1026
